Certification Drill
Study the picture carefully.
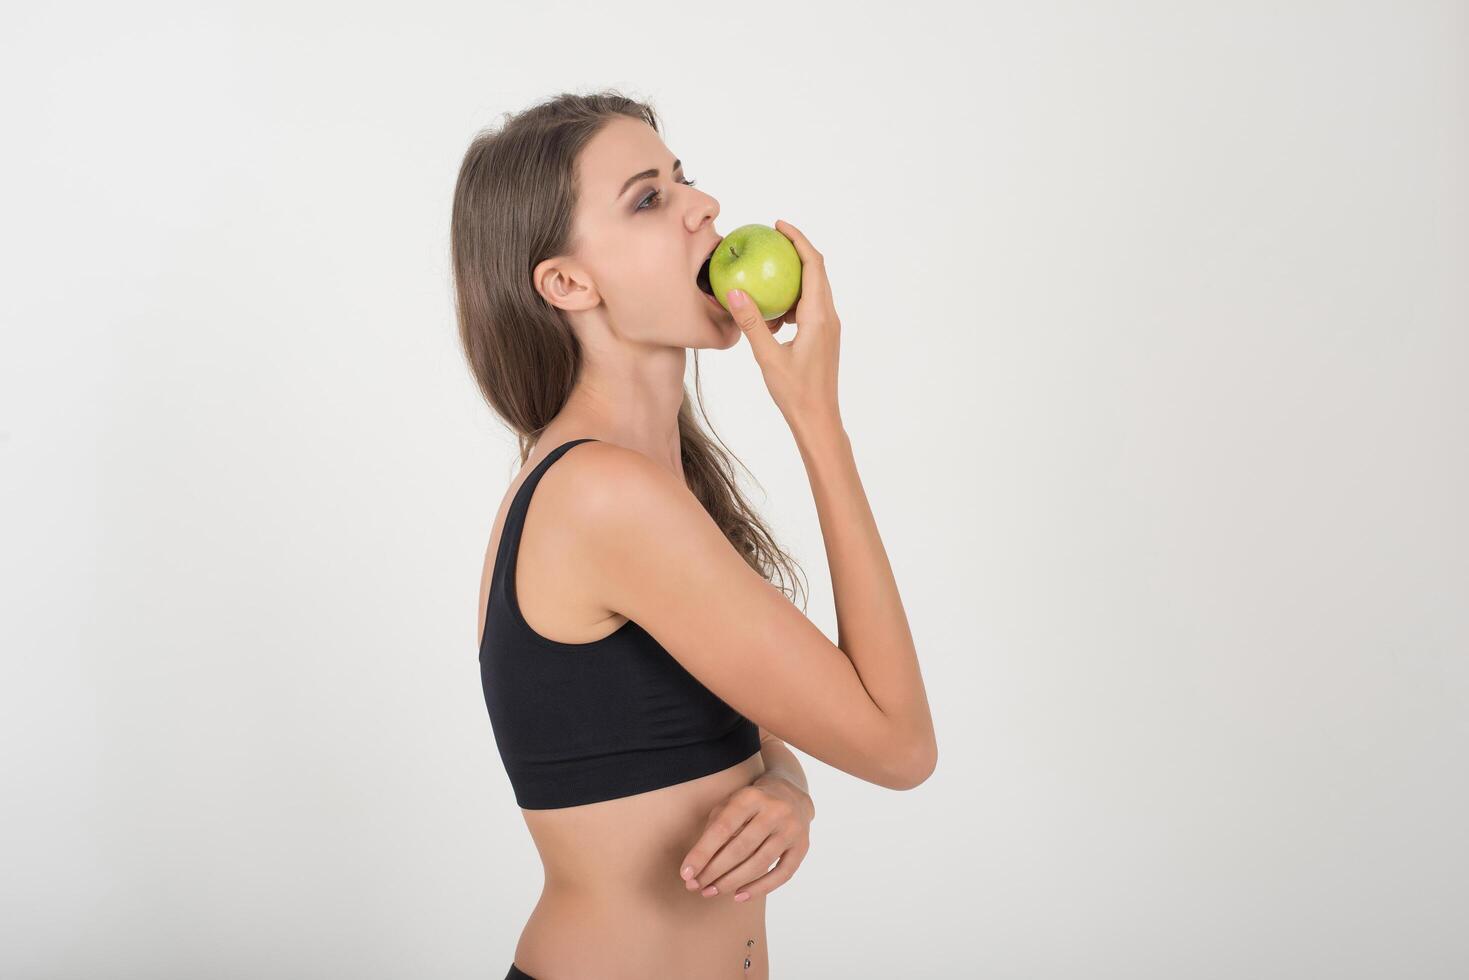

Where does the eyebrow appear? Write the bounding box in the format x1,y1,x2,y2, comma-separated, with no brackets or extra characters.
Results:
618,158,681,201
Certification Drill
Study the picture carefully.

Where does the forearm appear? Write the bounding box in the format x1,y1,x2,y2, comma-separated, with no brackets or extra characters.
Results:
758,735,815,822
790,415,936,763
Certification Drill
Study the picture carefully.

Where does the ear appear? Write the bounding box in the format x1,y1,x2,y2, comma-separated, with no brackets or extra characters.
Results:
533,255,599,313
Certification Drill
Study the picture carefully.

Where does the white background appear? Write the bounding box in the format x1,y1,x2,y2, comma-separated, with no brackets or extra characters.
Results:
3,2,1465,977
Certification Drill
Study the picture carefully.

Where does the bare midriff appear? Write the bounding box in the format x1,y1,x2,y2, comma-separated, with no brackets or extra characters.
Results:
511,750,771,980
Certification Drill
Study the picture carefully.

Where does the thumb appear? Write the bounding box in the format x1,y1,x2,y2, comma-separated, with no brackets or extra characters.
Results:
727,289,780,361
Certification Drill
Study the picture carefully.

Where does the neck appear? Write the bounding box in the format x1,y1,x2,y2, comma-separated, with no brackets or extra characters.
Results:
556,342,688,481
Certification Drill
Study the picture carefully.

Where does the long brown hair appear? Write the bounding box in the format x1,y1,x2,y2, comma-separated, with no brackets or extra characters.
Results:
450,88,808,612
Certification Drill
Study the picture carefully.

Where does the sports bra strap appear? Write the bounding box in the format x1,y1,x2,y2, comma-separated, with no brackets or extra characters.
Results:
492,438,599,593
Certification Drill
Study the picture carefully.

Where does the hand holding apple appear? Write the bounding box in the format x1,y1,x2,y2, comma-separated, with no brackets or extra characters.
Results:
723,219,843,428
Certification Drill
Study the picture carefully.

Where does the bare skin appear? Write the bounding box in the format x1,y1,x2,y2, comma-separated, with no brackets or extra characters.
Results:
478,445,775,979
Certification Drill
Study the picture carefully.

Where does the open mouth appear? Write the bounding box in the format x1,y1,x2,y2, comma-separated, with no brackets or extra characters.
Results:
695,254,715,297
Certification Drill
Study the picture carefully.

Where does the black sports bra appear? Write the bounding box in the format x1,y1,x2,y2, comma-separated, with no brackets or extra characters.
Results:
479,438,761,810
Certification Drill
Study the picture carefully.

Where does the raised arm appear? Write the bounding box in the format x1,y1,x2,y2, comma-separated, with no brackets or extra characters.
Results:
792,415,937,781
568,428,936,790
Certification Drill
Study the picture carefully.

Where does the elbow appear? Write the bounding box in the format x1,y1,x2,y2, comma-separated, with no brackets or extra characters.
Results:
887,737,938,791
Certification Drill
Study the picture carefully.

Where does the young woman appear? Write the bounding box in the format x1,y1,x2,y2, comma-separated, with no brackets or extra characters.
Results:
452,90,937,979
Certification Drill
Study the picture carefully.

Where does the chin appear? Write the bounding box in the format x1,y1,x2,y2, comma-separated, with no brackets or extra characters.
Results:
715,320,742,349
685,324,740,351
690,293,741,350
702,309,739,349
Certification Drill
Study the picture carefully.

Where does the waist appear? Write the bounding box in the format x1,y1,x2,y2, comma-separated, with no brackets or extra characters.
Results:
518,884,768,978
513,752,772,977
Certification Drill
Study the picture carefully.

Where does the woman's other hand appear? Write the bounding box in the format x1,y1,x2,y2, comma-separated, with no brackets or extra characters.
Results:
677,773,815,903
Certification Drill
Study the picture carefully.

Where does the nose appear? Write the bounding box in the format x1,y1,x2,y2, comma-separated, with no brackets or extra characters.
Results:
689,192,718,230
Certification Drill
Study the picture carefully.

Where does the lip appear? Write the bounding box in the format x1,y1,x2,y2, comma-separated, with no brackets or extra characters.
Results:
695,235,723,277
701,287,727,315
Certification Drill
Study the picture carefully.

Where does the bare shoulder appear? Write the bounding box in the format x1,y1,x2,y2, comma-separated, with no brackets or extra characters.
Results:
524,439,683,541
540,441,726,571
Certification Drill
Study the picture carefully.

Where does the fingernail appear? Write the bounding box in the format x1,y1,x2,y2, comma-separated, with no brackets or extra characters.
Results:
734,892,750,902
681,866,694,880
701,885,718,896
727,289,744,308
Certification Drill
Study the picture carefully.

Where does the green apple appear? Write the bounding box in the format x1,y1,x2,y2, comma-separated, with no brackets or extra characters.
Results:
708,223,802,320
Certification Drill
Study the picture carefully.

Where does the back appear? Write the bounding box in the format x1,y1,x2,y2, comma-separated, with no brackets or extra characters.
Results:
479,437,761,810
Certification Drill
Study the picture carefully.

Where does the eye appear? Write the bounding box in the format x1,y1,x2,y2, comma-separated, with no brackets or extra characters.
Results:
637,177,697,211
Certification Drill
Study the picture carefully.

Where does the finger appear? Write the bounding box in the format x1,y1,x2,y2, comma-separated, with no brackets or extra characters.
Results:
726,289,783,364
702,834,791,899
773,219,822,267
696,825,780,897
693,792,796,895
773,220,826,282
679,796,761,888
686,787,785,892
731,838,810,903
772,223,828,307
693,816,779,895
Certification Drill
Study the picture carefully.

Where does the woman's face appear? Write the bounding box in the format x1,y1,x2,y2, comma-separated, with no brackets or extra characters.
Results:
534,115,738,350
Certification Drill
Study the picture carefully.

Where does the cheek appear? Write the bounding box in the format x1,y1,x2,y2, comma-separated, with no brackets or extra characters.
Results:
620,243,691,305
606,237,673,291
590,233,706,336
